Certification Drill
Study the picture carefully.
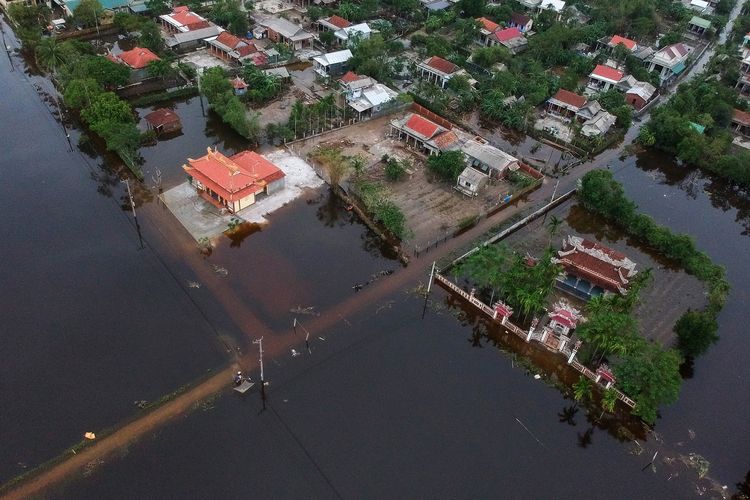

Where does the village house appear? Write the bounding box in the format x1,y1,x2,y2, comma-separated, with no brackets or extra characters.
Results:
317,15,351,33
165,25,224,52
732,108,750,137
207,31,267,65
688,16,711,37
737,42,750,95
334,23,371,46
575,100,602,122
588,64,624,91
144,108,182,135
455,167,489,197
159,6,210,34
538,0,565,19
598,34,638,54
390,112,455,155
110,47,160,80
553,235,637,300
624,82,656,110
508,12,533,33
546,88,587,121
422,0,452,12
493,27,527,54
460,137,520,179
313,49,353,79
258,17,314,50
580,111,616,137
183,147,286,214
647,42,691,85
518,0,542,9
475,17,501,46
338,71,399,119
689,0,710,13
417,56,463,88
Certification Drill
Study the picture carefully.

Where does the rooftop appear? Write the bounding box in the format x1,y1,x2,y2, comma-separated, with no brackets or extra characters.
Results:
421,56,459,75
590,64,624,83
494,27,523,42
117,47,160,69
554,235,637,294
549,88,586,109
609,35,636,51
144,108,181,127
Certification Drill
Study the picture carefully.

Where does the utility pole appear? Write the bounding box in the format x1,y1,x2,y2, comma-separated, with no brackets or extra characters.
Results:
1,24,14,72
122,179,144,249
253,337,266,408
542,180,560,225
422,261,437,319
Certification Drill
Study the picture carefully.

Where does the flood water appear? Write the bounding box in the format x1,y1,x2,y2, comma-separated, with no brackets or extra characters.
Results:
2,16,750,499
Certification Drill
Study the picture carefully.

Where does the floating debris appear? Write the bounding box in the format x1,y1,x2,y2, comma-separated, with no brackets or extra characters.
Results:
133,400,148,409
290,306,319,316
533,374,541,380
291,349,300,357
211,264,228,277
84,432,96,440
187,281,201,289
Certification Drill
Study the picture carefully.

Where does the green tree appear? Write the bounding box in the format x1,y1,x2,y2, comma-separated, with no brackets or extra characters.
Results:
73,0,104,28
35,37,66,73
211,0,248,35
573,377,593,402
63,78,103,109
458,0,484,17
427,150,466,182
147,59,174,80
675,310,719,358
320,30,335,48
70,56,131,89
602,388,618,413
139,20,165,54
614,340,682,424
81,92,134,128
145,0,170,15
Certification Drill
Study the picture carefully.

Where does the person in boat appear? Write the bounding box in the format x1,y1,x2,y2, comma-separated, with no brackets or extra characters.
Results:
234,371,243,385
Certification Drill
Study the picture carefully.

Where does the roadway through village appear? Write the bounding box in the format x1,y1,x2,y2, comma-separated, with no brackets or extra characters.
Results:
1,4,746,497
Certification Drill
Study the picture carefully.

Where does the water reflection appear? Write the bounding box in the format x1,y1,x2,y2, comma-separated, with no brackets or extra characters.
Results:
558,404,579,426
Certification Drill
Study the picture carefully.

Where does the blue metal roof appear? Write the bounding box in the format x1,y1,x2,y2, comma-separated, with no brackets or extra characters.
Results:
65,0,130,12
671,61,686,75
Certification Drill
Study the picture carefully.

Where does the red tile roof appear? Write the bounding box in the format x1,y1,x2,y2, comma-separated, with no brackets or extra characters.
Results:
405,114,441,140
733,108,750,126
327,15,352,29
549,309,577,329
433,130,459,150
118,47,160,69
340,71,362,83
557,238,633,294
183,148,285,202
550,89,586,109
170,9,204,27
215,31,243,49
144,108,181,127
476,17,500,33
424,56,458,75
590,64,623,83
494,27,522,42
609,35,636,51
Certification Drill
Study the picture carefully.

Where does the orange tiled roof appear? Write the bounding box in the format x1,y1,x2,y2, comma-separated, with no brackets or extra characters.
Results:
118,47,160,69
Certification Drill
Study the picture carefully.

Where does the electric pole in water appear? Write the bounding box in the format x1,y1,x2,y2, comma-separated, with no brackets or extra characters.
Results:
122,179,144,249
253,337,266,408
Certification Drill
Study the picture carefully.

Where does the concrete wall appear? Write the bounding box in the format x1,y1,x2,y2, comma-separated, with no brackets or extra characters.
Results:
266,177,285,195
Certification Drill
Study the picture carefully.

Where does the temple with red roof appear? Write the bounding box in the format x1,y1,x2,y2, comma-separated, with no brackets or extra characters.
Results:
183,148,286,213
554,235,638,300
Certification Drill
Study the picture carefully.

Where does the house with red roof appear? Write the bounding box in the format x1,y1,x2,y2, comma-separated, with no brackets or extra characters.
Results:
588,64,624,91
492,27,527,54
159,6,210,33
318,15,352,32
144,108,182,135
547,89,587,119
553,235,638,300
207,31,266,65
183,148,286,213
389,112,452,155
417,56,463,88
605,35,637,52
116,47,160,70
475,17,501,46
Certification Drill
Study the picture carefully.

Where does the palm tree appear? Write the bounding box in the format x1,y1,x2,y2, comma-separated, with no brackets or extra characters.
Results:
573,377,593,402
601,388,618,413
547,215,562,245
35,37,65,74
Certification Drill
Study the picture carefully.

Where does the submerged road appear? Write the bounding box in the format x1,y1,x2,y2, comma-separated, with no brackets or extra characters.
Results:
2,4,746,497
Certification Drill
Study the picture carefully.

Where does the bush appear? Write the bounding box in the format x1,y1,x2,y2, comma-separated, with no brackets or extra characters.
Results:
427,150,465,182
385,158,407,181
675,310,719,358
374,200,407,239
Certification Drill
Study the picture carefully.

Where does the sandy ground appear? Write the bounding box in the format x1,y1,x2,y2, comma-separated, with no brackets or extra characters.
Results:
181,49,231,72
160,182,234,241
237,150,324,223
289,115,522,247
